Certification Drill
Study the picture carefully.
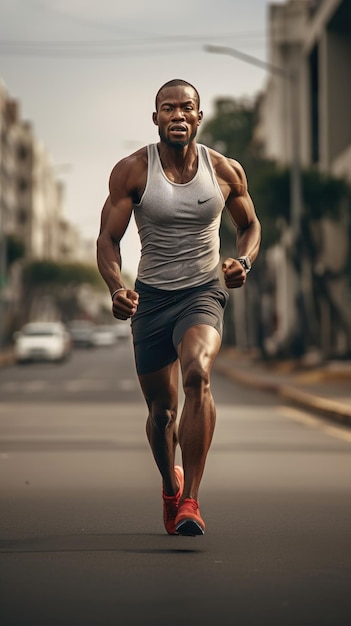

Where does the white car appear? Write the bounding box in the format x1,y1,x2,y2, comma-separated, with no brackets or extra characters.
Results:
14,322,72,363
67,320,96,348
92,325,117,347
113,321,131,341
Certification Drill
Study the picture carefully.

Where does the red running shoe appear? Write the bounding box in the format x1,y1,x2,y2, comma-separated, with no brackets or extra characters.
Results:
162,465,184,535
175,498,205,536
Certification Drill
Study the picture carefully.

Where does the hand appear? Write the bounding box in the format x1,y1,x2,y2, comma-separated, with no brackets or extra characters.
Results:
112,289,139,320
222,258,247,289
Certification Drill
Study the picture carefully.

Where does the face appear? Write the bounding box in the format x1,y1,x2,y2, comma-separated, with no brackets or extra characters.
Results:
153,85,203,148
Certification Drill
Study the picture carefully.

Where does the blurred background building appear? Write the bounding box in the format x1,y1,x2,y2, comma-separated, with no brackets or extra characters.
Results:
257,0,350,179
0,80,94,264
0,80,97,343
253,0,351,360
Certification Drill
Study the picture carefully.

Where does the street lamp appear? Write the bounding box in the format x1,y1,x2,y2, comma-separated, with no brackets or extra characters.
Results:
204,44,302,241
205,43,304,351
0,137,8,349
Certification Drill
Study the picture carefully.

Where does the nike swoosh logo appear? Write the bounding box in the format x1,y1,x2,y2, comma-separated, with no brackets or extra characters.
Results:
198,197,214,204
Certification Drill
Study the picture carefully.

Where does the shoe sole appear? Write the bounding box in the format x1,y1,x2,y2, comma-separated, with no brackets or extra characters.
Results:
176,519,205,536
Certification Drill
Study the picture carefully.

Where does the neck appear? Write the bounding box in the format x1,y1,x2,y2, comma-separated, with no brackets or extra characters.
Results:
157,142,199,184
158,140,197,164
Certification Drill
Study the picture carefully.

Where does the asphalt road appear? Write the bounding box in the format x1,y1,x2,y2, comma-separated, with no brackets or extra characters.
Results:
1,340,351,626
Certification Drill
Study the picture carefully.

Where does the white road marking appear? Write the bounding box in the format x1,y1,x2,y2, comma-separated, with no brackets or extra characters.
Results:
22,380,48,392
0,379,138,393
279,405,351,444
1,382,18,392
119,379,138,391
65,379,110,392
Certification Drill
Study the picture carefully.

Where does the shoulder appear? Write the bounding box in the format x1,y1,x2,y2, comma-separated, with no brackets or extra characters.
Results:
110,146,148,185
205,146,247,197
109,146,148,200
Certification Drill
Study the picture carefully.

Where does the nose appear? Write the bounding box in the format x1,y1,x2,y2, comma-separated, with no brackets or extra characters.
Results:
171,107,185,120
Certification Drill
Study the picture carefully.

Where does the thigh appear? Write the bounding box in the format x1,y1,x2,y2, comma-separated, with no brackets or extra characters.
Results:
177,324,222,376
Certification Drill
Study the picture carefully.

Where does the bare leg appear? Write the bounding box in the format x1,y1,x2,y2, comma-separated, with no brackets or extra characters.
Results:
139,360,180,496
177,324,221,502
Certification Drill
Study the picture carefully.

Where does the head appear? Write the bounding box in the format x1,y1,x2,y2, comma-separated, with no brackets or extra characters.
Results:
153,79,203,148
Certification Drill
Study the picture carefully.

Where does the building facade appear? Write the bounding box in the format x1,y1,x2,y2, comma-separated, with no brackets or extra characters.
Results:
255,0,351,358
0,80,97,340
0,79,87,264
257,0,351,178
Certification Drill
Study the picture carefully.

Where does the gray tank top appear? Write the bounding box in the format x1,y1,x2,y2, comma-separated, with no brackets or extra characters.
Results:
133,143,225,290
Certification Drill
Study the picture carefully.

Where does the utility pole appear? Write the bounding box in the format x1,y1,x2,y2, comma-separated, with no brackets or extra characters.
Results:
0,128,7,349
204,44,302,244
205,44,304,354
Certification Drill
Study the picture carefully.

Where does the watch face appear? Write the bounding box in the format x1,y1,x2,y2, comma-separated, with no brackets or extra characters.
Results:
238,256,251,272
245,256,251,271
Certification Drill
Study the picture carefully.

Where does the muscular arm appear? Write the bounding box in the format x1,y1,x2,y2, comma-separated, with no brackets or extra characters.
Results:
97,154,144,319
212,153,261,288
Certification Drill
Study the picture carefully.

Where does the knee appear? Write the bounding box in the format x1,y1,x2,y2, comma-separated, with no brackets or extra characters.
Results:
148,406,177,431
182,360,210,396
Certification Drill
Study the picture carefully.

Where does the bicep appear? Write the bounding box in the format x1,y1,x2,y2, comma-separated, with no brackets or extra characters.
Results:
214,155,257,230
225,189,257,231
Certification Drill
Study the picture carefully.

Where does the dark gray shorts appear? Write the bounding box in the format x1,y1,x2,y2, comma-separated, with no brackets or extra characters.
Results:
131,278,229,375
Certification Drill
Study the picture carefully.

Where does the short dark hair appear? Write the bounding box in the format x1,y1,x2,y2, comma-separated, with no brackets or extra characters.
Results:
155,79,200,110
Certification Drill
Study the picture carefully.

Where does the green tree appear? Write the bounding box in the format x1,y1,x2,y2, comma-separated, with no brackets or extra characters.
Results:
200,96,282,251
21,260,105,324
7,235,25,267
200,97,262,167
22,260,104,288
200,95,351,253
200,95,351,356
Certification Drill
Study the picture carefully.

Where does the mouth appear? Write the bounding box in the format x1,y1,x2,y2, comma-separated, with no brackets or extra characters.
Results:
169,124,187,134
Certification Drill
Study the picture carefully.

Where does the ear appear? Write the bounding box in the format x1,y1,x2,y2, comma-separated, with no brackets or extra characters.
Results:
152,112,158,126
198,110,203,125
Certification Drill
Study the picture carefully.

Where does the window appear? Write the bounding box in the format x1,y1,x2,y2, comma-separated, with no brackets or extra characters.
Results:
17,144,29,161
17,178,28,192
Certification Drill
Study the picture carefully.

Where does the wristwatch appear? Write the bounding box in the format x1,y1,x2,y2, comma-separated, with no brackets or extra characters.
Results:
236,256,252,273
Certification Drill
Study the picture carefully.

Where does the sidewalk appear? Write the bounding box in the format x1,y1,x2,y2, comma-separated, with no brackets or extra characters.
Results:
214,348,351,427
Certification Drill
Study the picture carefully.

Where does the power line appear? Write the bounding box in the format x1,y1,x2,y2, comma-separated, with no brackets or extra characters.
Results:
0,31,267,57
0,31,266,46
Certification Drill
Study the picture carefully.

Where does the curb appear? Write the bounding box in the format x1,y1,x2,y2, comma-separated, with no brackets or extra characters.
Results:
214,361,351,428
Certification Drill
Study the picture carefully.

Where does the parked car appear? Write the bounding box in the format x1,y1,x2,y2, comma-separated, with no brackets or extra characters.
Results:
13,322,72,363
67,320,96,348
113,321,131,341
92,325,117,347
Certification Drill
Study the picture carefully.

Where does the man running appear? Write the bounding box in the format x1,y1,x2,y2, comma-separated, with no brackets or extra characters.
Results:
97,79,261,536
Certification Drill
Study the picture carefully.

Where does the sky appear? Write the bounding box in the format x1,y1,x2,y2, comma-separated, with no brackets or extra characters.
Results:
0,0,284,277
